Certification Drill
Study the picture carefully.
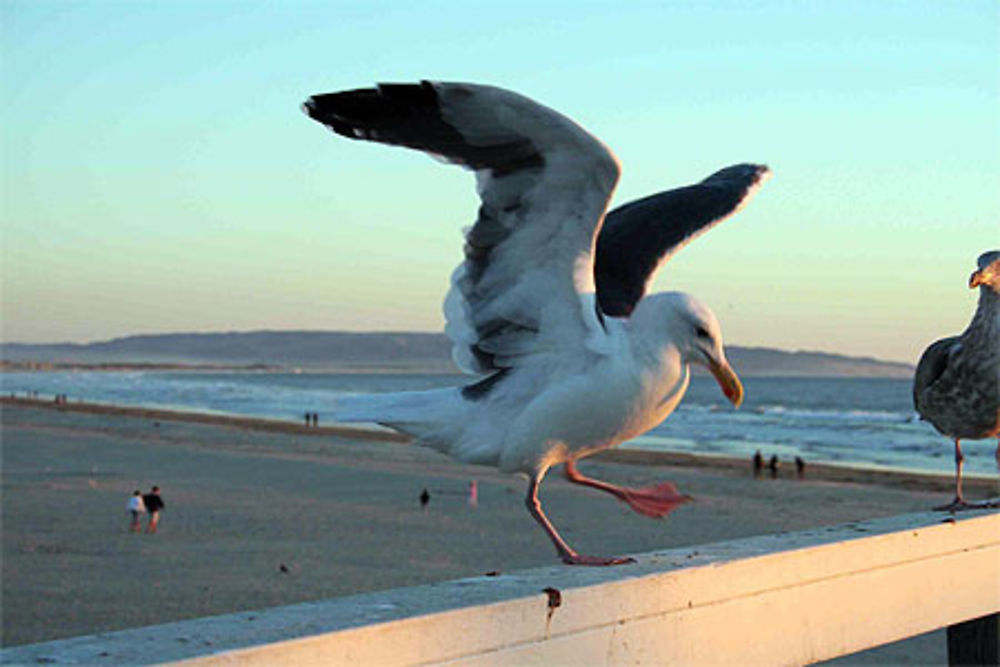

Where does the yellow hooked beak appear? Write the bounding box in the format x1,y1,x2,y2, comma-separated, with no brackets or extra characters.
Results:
969,267,992,288
707,357,744,408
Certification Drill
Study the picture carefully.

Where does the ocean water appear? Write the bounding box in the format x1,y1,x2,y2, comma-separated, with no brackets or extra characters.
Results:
2,370,997,478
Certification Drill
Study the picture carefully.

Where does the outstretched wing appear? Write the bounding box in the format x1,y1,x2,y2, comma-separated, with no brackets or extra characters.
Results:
595,163,770,317
304,81,620,374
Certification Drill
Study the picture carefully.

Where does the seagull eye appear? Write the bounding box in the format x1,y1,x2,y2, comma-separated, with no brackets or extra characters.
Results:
696,327,711,340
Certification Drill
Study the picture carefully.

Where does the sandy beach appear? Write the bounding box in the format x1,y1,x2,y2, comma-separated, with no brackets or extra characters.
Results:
3,399,995,662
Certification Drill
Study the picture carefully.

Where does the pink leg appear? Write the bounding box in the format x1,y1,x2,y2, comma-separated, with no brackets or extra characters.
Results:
564,460,692,518
524,476,635,566
935,439,967,511
936,439,1000,511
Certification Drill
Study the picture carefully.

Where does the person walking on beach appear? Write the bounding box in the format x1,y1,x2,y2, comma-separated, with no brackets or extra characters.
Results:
143,486,165,533
127,491,145,532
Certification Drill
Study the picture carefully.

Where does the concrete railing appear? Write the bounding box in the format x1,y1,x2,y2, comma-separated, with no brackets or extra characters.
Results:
3,508,998,666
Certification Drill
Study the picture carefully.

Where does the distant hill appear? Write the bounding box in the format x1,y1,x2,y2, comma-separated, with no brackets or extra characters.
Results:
1,331,913,377
724,346,912,378
1,332,455,371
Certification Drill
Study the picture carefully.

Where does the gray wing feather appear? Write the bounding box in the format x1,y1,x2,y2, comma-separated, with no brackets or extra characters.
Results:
304,81,620,375
595,163,770,318
913,336,959,413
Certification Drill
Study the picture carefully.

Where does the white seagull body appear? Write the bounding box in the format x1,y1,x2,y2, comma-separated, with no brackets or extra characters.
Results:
303,81,770,564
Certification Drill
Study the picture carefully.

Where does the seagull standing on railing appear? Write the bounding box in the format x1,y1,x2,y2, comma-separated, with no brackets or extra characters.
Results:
913,250,1000,510
303,81,769,565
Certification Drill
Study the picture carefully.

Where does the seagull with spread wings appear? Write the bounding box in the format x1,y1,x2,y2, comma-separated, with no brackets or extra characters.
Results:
303,81,770,565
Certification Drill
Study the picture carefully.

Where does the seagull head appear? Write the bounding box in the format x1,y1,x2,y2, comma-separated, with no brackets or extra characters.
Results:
970,250,1000,291
631,292,744,408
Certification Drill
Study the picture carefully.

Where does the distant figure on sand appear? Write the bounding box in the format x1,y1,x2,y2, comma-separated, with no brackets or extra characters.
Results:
143,486,165,533
127,491,145,532
419,488,430,509
468,480,478,508
304,412,311,427
312,412,319,427
768,455,780,479
752,450,764,478
795,456,806,479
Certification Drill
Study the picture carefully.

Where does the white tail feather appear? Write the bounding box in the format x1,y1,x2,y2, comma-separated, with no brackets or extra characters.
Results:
332,388,467,452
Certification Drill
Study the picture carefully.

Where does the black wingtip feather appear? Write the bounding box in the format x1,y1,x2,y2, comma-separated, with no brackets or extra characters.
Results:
302,82,443,144
700,163,771,189
303,81,545,179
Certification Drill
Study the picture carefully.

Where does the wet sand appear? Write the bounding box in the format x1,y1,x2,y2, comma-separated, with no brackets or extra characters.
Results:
3,399,994,662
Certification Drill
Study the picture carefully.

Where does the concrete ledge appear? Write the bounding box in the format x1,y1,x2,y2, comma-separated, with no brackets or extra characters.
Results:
3,508,998,666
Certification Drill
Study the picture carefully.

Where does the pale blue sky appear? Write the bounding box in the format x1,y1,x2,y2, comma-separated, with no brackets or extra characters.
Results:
2,1,997,363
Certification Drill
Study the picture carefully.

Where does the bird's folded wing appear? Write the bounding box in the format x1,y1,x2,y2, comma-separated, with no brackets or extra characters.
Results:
596,163,770,317
304,81,621,374
913,336,960,410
